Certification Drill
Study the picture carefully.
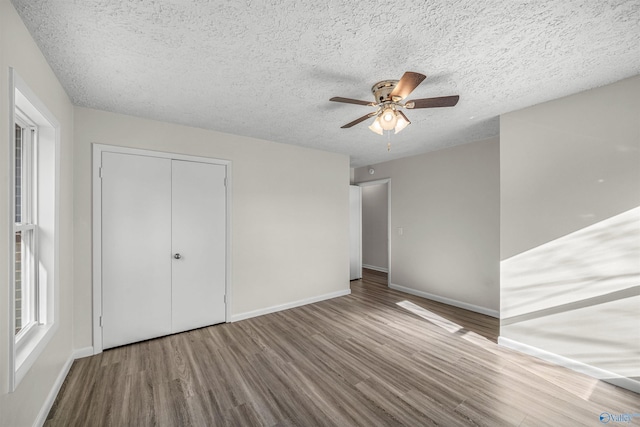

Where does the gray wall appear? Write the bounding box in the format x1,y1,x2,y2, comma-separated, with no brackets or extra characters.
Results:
355,137,500,314
500,75,640,388
74,107,351,346
362,184,388,271
0,3,76,425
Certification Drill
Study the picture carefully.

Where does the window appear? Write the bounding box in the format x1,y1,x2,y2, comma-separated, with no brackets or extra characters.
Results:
14,116,38,338
9,69,60,391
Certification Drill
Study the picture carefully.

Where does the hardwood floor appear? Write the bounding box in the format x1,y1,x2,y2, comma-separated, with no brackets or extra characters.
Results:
46,269,638,426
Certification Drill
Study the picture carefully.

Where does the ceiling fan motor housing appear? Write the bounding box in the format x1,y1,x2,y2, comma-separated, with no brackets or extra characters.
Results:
371,80,399,103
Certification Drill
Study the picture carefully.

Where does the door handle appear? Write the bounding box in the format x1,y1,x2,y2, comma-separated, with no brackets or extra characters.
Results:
174,253,182,260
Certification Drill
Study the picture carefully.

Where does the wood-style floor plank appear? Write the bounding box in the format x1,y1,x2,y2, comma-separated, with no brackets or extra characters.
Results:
46,269,639,426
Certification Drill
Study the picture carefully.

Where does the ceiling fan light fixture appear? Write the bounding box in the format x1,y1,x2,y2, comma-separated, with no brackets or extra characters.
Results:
379,107,397,131
394,114,410,134
368,118,384,135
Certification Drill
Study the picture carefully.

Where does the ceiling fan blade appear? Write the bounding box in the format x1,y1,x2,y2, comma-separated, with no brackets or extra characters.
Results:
397,110,411,123
405,95,460,109
389,72,427,100
341,112,377,128
330,97,375,106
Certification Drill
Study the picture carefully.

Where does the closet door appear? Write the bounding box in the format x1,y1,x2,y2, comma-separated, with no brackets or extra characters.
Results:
171,160,227,333
101,152,172,349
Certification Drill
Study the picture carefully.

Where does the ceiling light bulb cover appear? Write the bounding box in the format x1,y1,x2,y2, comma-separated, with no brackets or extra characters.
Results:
394,114,410,134
368,118,384,135
380,108,397,131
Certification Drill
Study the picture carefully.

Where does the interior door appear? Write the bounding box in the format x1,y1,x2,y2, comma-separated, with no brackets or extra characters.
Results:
171,160,227,333
101,152,172,349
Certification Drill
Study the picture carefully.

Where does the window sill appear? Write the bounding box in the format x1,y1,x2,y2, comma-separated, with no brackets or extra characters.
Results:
14,322,58,390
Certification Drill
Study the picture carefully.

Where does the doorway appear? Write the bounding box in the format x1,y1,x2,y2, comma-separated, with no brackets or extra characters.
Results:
358,179,390,286
349,185,362,280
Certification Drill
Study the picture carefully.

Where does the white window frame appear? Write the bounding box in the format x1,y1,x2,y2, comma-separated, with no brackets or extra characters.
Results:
8,68,60,392
14,112,39,342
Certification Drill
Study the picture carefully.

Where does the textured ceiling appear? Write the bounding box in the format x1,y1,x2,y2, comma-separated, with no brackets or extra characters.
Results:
11,0,640,167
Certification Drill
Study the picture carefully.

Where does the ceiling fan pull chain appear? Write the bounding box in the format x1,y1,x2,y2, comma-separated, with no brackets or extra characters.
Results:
387,131,391,151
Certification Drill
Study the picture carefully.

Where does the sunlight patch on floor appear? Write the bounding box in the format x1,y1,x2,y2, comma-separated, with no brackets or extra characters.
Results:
397,300,461,333
396,300,494,351
396,300,603,401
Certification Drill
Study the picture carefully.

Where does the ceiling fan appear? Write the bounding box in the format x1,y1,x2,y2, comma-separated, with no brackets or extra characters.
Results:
330,71,459,136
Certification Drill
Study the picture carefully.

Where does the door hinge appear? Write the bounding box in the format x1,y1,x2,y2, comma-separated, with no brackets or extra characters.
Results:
99,316,103,327
223,177,227,187
99,167,103,179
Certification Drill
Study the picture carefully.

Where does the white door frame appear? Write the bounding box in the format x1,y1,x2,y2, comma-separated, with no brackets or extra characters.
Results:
92,144,232,354
356,178,391,287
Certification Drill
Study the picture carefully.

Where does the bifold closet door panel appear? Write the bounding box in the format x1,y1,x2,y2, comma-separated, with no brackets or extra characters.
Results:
101,152,173,349
171,160,226,333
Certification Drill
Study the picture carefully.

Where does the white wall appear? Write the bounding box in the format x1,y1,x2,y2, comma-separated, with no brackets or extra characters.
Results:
500,76,640,390
361,184,388,271
73,107,351,348
0,2,75,426
354,137,500,314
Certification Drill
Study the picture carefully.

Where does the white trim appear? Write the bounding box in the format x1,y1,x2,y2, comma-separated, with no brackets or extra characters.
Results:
358,186,362,280
33,354,73,427
92,144,232,354
224,164,233,323
362,264,388,273
32,347,94,427
8,69,17,391
9,68,61,391
231,289,351,322
389,283,499,318
73,346,95,360
91,146,102,354
498,336,640,394
357,178,390,187
15,324,57,386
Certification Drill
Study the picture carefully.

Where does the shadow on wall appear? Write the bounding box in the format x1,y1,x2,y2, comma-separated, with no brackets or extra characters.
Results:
501,207,640,381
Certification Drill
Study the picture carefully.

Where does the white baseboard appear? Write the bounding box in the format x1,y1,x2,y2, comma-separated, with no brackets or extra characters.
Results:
362,264,389,273
33,346,94,427
34,356,74,427
389,283,499,318
231,289,351,322
73,346,94,359
498,336,640,394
